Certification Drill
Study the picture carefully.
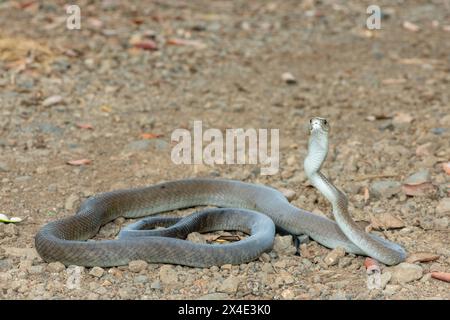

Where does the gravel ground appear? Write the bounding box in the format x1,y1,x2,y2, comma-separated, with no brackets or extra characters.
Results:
0,0,449,300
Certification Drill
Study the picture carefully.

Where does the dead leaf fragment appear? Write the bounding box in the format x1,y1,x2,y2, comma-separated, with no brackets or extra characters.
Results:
370,213,405,230
382,78,406,85
406,252,440,263
431,272,450,283
67,159,92,166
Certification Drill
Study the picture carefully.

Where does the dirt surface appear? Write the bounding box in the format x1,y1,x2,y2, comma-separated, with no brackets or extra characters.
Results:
0,0,449,300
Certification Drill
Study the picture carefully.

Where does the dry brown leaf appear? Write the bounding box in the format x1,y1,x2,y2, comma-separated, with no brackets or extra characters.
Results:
370,213,405,230
431,272,450,283
406,252,440,263
402,182,436,196
76,123,94,130
361,30,377,38
442,162,450,175
87,18,103,29
67,159,92,166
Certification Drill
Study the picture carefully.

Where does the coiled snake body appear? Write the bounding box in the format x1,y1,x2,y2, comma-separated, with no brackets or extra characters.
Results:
35,118,406,267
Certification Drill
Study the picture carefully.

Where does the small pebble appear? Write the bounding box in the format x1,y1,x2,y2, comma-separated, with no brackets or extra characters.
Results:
128,260,148,273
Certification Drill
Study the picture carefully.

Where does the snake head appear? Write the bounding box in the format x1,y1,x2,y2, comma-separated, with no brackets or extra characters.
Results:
309,117,330,133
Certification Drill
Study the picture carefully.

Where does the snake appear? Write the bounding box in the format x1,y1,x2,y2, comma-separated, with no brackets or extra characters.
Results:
35,117,406,267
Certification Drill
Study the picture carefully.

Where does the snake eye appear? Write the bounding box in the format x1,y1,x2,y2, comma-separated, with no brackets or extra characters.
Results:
323,119,327,125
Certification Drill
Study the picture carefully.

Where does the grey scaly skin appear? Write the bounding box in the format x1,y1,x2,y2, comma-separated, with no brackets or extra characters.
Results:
35,118,406,267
